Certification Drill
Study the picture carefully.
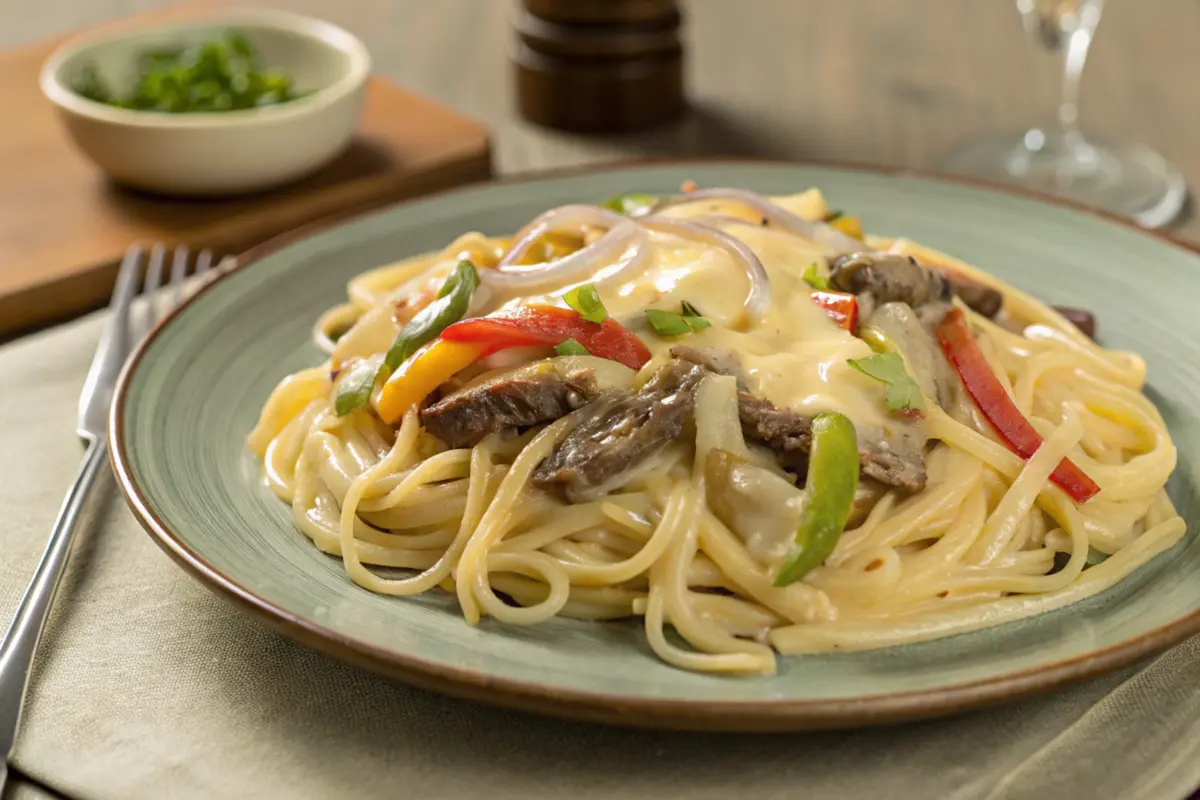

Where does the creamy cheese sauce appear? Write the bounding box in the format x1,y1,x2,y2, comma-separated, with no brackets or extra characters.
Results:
516,197,892,431
337,191,894,432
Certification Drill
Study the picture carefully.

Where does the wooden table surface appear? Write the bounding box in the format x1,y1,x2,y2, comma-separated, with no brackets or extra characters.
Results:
4,0,1197,241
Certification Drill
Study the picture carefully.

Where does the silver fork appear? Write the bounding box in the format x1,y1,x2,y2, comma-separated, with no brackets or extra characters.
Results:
0,244,219,793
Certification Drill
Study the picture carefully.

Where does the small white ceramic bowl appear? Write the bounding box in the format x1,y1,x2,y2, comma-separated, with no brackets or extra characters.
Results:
40,10,371,196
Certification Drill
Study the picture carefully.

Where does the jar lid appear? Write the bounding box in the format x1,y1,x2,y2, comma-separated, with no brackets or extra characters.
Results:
514,8,682,60
522,0,678,25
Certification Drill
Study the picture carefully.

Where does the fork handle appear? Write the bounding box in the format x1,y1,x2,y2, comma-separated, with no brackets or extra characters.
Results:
0,439,108,771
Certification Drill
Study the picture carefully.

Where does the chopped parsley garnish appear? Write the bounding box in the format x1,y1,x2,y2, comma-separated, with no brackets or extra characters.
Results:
555,338,591,357
847,353,924,412
680,301,711,331
72,31,304,113
802,263,830,291
563,283,607,323
646,309,692,337
646,302,712,338
601,193,658,217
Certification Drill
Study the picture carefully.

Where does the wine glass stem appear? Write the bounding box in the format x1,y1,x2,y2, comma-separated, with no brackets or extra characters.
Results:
1021,1,1104,151
1055,12,1095,144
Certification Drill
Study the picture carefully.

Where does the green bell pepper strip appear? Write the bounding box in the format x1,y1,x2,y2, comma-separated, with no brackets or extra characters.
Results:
380,260,479,376
774,411,860,586
334,260,479,418
333,354,384,417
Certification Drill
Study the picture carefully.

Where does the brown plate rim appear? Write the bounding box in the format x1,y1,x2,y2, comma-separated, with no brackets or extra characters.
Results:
109,157,1200,732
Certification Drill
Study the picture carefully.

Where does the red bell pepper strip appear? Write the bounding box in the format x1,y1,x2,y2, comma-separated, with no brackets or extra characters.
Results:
936,308,1099,504
440,305,652,371
810,291,858,333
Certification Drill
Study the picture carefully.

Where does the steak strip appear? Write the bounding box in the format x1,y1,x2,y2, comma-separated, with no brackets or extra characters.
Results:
531,360,706,502
829,251,1004,321
420,363,600,448
427,349,929,500
944,272,1003,318
674,346,927,492
736,393,926,492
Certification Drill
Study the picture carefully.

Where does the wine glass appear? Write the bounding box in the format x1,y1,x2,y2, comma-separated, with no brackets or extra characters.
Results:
940,0,1186,229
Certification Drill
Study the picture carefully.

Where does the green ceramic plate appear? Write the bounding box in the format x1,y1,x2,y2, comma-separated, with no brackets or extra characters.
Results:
111,161,1200,731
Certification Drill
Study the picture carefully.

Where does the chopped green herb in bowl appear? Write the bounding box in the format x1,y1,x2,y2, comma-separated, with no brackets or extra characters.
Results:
72,31,304,113
40,11,371,195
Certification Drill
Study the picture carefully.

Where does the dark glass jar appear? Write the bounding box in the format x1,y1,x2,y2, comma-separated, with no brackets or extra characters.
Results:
513,0,686,133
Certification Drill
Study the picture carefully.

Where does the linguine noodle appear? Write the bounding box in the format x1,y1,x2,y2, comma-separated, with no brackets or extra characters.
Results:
247,188,1183,675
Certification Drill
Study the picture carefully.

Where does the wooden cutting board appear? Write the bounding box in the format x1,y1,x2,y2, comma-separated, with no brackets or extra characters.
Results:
0,2,492,340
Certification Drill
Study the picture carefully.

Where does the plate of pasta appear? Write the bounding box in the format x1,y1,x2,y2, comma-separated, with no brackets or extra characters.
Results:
111,161,1200,731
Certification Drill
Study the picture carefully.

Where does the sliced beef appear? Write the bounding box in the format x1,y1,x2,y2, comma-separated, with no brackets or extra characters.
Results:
736,393,812,456
856,424,928,493
830,252,953,311
527,337,930,501
944,273,1003,319
830,250,1004,321
673,345,928,491
644,346,929,492
531,360,705,502
670,345,749,389
736,392,927,492
421,362,600,448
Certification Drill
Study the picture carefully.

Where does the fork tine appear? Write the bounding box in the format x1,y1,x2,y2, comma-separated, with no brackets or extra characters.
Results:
190,249,214,297
194,249,213,278
106,244,144,366
169,245,190,307
138,243,166,339
130,245,166,343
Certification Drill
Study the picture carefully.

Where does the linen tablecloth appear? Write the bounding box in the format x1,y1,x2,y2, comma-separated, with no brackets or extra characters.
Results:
4,310,1200,800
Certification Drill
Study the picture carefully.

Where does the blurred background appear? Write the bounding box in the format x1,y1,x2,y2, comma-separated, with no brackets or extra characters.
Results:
3,0,1197,249
7,1,1190,194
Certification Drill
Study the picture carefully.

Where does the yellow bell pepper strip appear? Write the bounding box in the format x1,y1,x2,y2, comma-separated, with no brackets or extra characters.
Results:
774,412,860,586
830,215,863,239
376,305,651,424
376,340,487,423
337,260,478,419
936,308,1099,503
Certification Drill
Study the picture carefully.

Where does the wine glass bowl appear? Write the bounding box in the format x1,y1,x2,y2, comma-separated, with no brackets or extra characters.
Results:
940,0,1187,229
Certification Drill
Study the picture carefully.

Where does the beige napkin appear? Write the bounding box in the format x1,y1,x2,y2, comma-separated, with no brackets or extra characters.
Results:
3,778,63,800
4,312,1200,800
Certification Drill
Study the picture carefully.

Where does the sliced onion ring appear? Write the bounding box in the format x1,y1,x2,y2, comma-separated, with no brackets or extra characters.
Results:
640,216,771,326
481,219,648,292
658,187,860,254
498,204,627,269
